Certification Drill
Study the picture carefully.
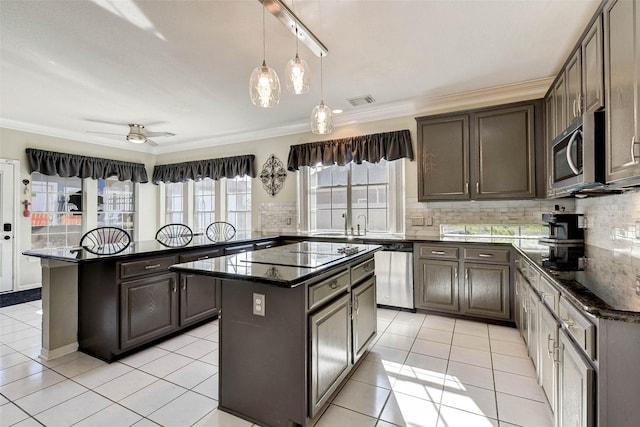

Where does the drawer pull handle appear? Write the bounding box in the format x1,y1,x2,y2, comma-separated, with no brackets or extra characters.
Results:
196,256,209,261
328,281,339,290
431,250,446,255
561,317,575,328
363,262,375,272
145,264,162,270
478,253,493,258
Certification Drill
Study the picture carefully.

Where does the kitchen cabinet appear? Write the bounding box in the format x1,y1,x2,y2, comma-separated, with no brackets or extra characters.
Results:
178,249,222,327
416,114,470,200
566,50,582,123
526,284,540,369
351,276,377,363
558,330,595,427
582,16,605,113
415,258,459,313
416,100,540,201
463,263,510,320
120,272,179,350
604,0,640,185
414,243,511,321
538,303,559,415
309,293,352,418
554,75,568,137
545,93,557,198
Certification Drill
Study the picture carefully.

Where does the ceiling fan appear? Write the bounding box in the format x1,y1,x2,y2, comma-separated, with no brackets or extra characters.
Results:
88,123,175,146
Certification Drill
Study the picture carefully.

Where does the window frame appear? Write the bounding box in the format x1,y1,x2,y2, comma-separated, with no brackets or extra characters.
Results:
297,159,405,234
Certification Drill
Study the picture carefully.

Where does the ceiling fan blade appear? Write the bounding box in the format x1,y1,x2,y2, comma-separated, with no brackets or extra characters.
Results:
144,131,175,137
145,139,159,147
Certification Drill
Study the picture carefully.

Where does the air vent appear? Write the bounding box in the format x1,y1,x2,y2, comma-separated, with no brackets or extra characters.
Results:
347,95,376,107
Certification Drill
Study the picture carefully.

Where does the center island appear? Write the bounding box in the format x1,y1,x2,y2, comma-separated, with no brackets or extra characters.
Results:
170,241,381,427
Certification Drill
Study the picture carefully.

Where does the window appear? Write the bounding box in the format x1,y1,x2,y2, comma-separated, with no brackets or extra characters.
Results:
161,176,252,234
300,159,404,234
97,177,135,235
194,179,215,234
224,176,252,234
165,182,184,224
30,172,83,249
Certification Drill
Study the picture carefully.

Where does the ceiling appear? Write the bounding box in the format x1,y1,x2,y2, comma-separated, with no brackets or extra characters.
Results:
0,0,601,154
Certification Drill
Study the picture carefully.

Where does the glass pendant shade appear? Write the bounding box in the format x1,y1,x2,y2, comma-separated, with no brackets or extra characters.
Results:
310,101,333,134
250,60,281,108
285,54,310,95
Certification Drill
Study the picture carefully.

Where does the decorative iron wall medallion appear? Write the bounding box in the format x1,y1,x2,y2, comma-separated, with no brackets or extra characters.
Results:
259,154,287,197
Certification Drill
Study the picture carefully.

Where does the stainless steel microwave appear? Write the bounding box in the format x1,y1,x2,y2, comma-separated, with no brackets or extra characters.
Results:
551,110,605,192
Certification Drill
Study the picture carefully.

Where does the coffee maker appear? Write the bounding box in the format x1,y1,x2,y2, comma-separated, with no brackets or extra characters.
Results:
539,213,585,271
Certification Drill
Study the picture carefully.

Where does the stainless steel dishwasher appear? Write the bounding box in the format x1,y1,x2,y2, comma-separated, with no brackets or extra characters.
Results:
374,242,414,311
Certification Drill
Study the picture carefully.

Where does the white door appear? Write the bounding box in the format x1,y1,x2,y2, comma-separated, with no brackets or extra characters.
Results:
0,160,17,293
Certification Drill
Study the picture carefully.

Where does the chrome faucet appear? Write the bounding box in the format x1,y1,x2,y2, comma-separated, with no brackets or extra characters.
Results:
356,214,367,236
342,211,348,236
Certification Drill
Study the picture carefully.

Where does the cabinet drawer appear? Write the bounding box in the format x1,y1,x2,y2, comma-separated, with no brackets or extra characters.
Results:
179,249,222,263
119,256,177,280
351,257,375,285
308,269,350,311
463,247,510,264
538,276,560,314
418,245,458,259
559,297,596,360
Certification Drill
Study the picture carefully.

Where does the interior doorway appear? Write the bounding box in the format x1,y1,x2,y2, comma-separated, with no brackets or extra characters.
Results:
0,160,18,293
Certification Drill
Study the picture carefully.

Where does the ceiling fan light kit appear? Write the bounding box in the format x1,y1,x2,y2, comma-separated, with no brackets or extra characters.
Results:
126,124,147,143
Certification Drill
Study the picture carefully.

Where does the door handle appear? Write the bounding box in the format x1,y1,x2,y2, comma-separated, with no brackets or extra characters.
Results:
3,236,9,240
566,129,583,175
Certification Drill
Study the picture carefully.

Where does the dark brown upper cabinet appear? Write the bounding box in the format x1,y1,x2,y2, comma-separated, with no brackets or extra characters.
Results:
416,100,541,201
604,0,640,186
548,15,604,142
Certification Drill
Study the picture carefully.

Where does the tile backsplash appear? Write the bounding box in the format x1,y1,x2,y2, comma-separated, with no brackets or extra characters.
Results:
258,201,297,234
405,198,573,238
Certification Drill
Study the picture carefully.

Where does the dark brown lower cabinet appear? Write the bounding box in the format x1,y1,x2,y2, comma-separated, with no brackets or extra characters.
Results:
351,277,376,363
415,259,459,313
120,272,179,350
179,274,220,327
309,293,352,418
414,244,511,321
464,263,510,320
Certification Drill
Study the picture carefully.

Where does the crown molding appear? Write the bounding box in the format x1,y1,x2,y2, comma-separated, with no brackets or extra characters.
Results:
2,77,554,155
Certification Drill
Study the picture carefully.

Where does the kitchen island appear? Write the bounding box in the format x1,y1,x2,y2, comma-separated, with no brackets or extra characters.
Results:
170,241,381,427
22,235,280,361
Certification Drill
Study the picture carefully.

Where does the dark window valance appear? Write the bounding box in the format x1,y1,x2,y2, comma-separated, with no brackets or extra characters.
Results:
287,129,414,171
26,148,149,183
152,154,256,184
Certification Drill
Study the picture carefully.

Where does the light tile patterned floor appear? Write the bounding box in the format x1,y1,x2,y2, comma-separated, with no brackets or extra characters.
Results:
0,301,553,426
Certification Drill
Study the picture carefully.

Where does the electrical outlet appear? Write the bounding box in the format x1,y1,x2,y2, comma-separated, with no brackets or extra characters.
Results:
426,216,434,226
636,277,640,296
253,293,265,316
286,217,292,226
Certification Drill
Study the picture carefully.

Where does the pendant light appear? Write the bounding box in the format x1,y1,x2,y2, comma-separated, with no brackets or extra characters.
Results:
284,1,310,95
310,53,332,134
249,5,280,108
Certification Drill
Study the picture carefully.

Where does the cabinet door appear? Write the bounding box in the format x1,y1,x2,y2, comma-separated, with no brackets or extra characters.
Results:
463,263,510,320
516,271,528,342
554,75,568,135
352,277,377,363
309,293,351,418
120,272,178,350
605,0,640,184
471,103,537,199
538,304,559,415
527,287,539,369
558,330,595,427
415,259,459,313
582,16,604,113
416,114,470,201
179,274,219,327
545,93,556,198
566,50,583,122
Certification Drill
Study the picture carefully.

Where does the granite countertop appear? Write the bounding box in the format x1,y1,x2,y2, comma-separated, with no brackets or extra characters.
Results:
22,233,277,263
170,241,381,287
515,244,640,323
